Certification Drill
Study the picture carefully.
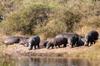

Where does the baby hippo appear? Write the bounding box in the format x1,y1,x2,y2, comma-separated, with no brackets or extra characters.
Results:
46,37,67,49
19,39,29,47
39,40,48,48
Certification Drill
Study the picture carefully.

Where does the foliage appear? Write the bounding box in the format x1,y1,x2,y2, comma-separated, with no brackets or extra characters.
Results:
0,0,100,38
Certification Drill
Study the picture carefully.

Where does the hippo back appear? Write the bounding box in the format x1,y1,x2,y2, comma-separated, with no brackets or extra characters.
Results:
85,30,99,41
56,33,73,38
54,37,67,45
56,33,80,38
77,37,85,46
40,40,48,47
3,36,20,45
19,37,29,41
28,36,40,45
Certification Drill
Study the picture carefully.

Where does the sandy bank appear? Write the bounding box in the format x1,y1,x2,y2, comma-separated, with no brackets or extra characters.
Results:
0,44,91,57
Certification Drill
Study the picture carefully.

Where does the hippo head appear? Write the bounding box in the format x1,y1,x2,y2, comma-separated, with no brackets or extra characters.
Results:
46,41,52,49
19,40,29,47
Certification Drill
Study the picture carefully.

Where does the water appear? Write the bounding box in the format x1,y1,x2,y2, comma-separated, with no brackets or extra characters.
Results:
0,56,100,66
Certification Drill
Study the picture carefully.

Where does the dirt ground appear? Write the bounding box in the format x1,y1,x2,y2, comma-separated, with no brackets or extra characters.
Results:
0,44,92,57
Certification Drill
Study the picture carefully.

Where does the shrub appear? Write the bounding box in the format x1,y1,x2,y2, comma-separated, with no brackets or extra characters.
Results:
34,21,67,38
0,0,100,38
1,2,52,35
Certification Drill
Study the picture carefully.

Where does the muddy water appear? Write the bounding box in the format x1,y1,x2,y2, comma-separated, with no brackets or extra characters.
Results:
1,56,100,66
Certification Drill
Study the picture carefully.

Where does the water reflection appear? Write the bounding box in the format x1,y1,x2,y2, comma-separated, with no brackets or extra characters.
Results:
13,57,99,66
1,55,100,66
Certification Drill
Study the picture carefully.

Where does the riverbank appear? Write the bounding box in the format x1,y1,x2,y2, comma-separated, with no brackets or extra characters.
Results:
4,45,89,56
0,38,99,59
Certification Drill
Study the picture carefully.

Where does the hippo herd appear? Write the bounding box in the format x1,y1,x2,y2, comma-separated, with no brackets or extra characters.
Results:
3,30,99,50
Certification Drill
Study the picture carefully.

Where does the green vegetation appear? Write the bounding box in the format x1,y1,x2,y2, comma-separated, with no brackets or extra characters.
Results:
0,0,100,59
0,0,100,37
0,0,100,58
0,53,15,66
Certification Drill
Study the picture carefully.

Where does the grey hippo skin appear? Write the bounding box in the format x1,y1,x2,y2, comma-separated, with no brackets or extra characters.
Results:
19,37,29,47
39,40,48,48
56,33,81,48
28,36,40,50
77,37,85,46
3,36,29,45
84,30,99,46
46,37,67,49
20,40,48,48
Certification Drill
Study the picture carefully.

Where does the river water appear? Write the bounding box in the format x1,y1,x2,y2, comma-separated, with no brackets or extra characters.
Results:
1,56,100,66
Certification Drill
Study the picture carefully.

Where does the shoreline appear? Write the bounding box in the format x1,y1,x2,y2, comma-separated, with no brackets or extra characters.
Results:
0,44,91,57
0,42,99,60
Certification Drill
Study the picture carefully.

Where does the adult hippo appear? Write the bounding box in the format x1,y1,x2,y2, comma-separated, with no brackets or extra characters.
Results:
39,40,48,48
3,36,29,46
20,40,48,48
84,30,99,46
28,36,40,50
46,37,67,49
56,33,81,48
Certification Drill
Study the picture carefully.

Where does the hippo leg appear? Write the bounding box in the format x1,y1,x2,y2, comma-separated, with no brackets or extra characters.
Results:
71,43,74,48
93,40,96,44
88,42,92,47
52,45,54,49
55,44,59,48
34,45,37,49
55,45,57,48
75,42,78,47
29,43,34,50
63,44,66,47
70,41,75,48
85,41,89,46
37,44,40,49
58,45,60,48
71,44,74,48
90,41,93,45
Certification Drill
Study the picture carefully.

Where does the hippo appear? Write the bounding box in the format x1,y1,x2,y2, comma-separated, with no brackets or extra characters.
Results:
28,36,40,50
19,39,29,47
3,36,29,45
56,33,81,48
19,37,29,41
39,40,48,48
20,40,48,48
46,37,67,49
84,30,99,46
77,37,85,46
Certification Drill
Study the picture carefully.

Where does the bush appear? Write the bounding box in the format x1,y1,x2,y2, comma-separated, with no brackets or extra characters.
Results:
0,0,100,38
34,21,67,38
1,2,52,35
